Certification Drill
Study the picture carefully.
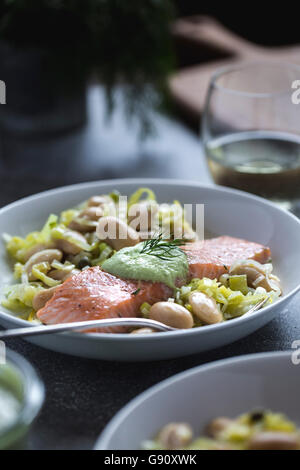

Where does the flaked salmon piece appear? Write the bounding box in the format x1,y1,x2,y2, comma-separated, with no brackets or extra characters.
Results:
37,267,172,332
183,236,271,280
37,235,271,330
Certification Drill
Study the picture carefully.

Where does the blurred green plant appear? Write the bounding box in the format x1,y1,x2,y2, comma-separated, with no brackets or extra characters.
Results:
0,0,174,135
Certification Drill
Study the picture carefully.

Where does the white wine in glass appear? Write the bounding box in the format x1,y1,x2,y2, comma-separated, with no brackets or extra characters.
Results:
202,63,300,212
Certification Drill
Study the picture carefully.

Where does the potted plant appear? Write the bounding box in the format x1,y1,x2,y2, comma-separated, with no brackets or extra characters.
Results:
0,0,174,136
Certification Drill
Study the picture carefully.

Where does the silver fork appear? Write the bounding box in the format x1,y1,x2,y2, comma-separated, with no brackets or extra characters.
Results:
0,297,268,339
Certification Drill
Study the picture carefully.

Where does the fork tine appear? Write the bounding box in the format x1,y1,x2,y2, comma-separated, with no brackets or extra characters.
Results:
242,297,269,317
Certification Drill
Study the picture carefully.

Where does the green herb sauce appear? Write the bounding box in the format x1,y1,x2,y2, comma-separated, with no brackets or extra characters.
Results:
0,365,23,436
0,387,21,433
102,242,188,288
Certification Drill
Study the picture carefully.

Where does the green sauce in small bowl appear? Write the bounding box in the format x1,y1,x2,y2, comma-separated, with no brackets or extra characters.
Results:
0,349,44,449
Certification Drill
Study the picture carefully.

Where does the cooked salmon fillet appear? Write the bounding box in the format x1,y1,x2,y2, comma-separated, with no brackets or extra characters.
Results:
183,236,271,280
37,267,172,331
37,235,271,329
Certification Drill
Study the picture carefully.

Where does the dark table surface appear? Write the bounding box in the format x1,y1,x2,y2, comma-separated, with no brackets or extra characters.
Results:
0,86,299,450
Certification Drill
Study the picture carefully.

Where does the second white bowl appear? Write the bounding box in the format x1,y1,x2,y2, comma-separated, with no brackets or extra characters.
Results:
96,351,300,449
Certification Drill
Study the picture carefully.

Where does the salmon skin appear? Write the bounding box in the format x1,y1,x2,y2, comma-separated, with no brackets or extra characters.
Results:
183,236,271,280
37,267,172,332
37,235,271,330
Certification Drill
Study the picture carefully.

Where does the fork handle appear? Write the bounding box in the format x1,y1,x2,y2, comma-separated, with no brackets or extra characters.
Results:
0,317,175,339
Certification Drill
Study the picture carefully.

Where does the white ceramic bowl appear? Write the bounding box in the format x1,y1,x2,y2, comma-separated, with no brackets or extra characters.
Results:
96,351,300,449
0,179,299,361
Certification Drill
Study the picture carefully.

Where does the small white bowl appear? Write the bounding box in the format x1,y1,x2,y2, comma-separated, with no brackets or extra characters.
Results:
0,348,44,449
96,351,300,449
0,179,299,361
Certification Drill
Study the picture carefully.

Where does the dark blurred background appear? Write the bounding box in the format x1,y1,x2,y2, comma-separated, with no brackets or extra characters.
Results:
175,1,299,46
0,0,298,204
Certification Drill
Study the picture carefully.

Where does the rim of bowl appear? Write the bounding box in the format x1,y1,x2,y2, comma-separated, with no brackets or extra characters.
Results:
0,348,44,447
0,178,299,342
95,350,293,449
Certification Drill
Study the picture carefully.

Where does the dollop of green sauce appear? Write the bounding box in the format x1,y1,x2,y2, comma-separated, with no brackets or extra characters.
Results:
0,365,23,436
102,242,188,288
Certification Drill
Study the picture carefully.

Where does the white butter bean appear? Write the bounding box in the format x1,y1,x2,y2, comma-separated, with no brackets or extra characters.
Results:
188,291,222,324
149,302,193,329
96,216,140,251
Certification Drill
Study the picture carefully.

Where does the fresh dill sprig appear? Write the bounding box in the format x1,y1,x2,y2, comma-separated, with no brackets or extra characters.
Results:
140,234,185,261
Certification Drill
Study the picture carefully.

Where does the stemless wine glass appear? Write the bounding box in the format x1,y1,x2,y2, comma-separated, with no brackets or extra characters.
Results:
202,62,300,213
